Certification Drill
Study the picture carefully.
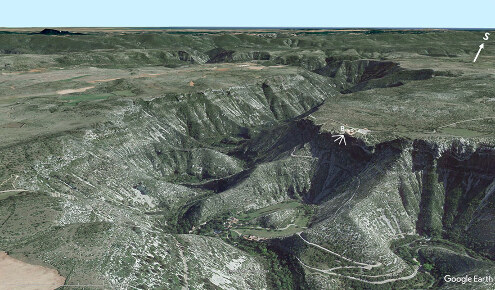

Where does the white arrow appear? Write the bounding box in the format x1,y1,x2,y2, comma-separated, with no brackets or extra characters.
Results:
332,134,346,145
473,43,484,63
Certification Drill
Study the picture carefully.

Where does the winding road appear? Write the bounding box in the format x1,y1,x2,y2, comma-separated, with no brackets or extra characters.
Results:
296,232,420,285
297,232,380,268
290,147,317,159
437,116,495,129
0,175,26,194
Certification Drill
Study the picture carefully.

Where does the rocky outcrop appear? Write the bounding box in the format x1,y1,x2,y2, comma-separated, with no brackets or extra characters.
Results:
314,58,434,93
38,28,83,35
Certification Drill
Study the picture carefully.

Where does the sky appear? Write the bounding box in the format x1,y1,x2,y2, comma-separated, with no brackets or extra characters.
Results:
2,0,494,28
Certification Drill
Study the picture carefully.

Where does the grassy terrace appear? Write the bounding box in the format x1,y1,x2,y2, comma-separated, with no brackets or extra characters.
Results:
231,201,313,238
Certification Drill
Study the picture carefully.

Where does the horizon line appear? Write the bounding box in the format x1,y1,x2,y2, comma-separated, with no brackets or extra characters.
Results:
1,26,494,30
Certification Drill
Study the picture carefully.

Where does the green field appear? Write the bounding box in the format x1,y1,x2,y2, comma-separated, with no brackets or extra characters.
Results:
232,201,312,238
60,93,112,105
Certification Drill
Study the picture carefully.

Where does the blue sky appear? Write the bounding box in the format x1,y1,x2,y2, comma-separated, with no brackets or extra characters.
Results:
3,0,494,28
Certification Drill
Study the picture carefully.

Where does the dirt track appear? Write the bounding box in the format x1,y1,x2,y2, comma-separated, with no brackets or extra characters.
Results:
56,86,95,95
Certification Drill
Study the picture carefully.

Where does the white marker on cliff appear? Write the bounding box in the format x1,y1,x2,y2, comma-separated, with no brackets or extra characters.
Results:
332,134,346,146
